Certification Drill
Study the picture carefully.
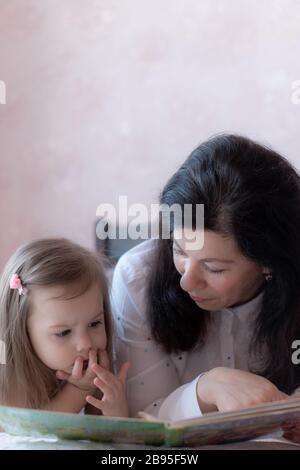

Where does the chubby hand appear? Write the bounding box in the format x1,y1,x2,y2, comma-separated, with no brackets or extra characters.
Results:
56,349,110,393
85,362,130,418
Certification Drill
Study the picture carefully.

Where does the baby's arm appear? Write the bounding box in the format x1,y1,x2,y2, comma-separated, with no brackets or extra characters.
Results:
44,382,89,413
3,377,91,414
86,362,130,418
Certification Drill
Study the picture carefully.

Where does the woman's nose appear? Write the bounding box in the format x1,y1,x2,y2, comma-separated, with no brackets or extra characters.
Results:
180,261,207,293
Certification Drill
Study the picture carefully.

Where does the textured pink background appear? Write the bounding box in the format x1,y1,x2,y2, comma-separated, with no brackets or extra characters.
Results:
0,0,300,268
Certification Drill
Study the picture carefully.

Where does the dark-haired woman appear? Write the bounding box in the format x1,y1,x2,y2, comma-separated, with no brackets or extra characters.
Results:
111,135,300,439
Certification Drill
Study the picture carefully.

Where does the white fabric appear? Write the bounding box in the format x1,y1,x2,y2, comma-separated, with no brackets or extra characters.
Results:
111,239,265,422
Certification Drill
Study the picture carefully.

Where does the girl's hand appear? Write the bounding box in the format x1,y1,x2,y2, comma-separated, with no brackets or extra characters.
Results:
97,349,110,371
85,362,130,417
56,349,99,393
197,367,288,413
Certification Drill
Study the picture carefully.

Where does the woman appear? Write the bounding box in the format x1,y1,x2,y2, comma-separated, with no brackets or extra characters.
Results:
111,134,300,439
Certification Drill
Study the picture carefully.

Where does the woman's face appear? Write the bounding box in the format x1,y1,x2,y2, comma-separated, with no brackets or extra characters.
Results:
173,229,269,311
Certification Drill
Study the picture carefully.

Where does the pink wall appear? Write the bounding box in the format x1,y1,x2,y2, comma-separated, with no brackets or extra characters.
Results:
0,0,300,268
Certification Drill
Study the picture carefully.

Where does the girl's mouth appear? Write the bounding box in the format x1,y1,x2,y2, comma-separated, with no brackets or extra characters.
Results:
82,360,89,370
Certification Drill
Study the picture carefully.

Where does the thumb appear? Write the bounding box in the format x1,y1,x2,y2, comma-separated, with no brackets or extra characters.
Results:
56,370,70,381
98,349,110,370
117,361,130,386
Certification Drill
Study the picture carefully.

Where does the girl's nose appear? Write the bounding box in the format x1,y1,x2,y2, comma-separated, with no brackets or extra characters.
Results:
76,333,92,353
180,261,207,293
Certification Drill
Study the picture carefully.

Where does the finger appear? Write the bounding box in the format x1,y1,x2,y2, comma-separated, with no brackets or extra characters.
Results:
92,363,115,385
86,395,105,410
72,357,83,379
88,349,97,369
99,349,110,370
94,377,114,396
56,370,70,381
117,362,130,386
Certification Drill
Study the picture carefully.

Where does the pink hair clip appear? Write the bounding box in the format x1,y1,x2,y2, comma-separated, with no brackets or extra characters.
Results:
10,273,28,296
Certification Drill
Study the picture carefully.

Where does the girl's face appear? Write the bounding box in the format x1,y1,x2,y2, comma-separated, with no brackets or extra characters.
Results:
173,229,269,311
27,282,107,373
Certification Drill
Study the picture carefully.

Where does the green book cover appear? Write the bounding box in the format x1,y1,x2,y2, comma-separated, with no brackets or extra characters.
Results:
1,398,300,447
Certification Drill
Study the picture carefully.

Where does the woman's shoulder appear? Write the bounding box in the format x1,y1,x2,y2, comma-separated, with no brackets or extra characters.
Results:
113,238,158,284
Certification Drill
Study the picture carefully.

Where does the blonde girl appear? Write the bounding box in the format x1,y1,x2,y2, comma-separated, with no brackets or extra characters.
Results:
0,238,129,416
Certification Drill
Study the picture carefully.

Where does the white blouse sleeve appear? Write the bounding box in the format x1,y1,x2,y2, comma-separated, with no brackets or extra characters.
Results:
110,245,202,422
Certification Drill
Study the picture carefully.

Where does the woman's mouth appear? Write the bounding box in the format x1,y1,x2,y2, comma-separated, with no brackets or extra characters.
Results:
82,360,89,370
190,295,211,302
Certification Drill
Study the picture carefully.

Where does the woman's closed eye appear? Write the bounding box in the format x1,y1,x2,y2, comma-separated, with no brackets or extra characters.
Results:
174,246,226,274
204,265,226,274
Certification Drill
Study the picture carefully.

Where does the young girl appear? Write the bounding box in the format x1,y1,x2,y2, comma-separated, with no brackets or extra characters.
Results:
0,238,129,417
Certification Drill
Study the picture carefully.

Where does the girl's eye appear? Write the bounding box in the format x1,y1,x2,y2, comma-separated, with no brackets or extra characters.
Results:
89,320,103,328
56,329,71,338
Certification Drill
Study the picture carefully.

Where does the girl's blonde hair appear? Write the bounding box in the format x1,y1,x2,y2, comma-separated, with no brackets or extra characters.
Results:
0,238,113,409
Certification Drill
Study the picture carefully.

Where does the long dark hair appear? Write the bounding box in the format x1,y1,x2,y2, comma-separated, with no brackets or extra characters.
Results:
147,134,300,394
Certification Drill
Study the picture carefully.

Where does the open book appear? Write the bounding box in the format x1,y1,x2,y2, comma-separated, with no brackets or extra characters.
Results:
0,398,300,447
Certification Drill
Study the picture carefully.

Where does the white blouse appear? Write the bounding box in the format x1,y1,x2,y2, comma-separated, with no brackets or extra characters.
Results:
111,239,265,422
